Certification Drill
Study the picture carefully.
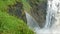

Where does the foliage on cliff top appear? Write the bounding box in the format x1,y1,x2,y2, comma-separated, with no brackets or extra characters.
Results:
0,0,20,11
0,0,31,12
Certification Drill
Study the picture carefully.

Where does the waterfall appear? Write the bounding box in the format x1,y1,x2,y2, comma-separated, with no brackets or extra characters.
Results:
45,0,60,28
25,0,60,34
25,12,40,30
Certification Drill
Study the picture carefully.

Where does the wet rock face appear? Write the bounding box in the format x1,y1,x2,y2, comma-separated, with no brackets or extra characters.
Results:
28,0,47,28
8,2,27,22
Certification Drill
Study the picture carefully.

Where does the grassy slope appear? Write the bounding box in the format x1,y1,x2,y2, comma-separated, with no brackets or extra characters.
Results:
0,11,34,34
0,0,34,34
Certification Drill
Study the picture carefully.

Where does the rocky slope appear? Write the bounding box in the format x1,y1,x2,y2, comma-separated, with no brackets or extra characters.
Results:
28,0,47,28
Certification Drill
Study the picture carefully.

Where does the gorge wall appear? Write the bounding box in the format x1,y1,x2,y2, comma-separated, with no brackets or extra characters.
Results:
28,0,47,28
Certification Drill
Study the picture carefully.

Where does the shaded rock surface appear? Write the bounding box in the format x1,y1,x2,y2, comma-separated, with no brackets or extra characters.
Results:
28,0,47,28
8,2,27,22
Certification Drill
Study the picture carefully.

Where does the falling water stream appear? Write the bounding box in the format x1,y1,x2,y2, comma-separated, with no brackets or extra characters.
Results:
26,0,60,34
25,12,40,30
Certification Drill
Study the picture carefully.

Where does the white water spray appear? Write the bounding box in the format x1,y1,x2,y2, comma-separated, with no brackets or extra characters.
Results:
45,0,60,28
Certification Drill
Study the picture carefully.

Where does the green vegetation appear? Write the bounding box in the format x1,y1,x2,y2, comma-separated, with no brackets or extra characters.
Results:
22,0,31,12
0,11,34,34
0,0,20,12
0,0,35,34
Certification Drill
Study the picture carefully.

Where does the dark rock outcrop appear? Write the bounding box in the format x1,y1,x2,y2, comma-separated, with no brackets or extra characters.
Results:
28,0,47,28
8,2,27,22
